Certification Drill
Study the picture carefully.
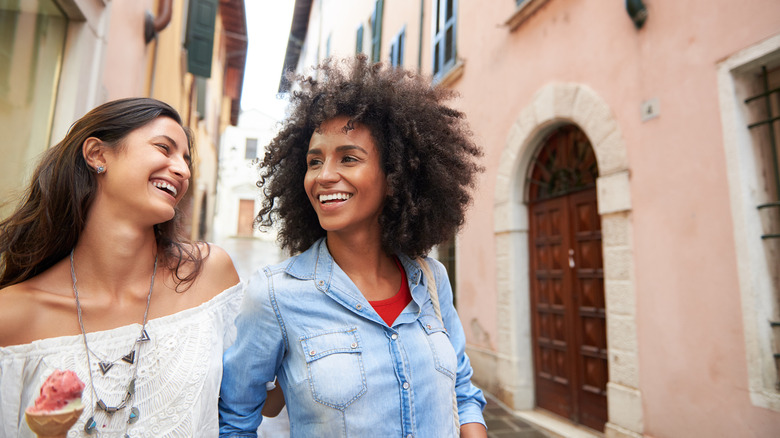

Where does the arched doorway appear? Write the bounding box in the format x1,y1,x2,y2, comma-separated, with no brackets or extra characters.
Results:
527,124,607,431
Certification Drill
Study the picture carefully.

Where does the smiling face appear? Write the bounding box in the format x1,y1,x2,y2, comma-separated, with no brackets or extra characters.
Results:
304,116,388,240
98,116,191,225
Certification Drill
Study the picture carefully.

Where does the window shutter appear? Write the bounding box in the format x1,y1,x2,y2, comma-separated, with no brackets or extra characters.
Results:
371,0,384,63
186,0,217,78
356,24,364,54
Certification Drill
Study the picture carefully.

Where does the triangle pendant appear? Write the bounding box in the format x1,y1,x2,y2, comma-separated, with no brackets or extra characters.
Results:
98,362,114,375
122,350,136,364
138,329,150,342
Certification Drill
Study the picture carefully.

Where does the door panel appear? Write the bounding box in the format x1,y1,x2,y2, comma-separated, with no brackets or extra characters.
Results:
529,188,607,431
530,197,574,419
568,189,607,431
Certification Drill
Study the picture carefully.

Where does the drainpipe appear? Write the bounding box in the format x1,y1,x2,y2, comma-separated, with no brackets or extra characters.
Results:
144,0,173,97
145,0,173,44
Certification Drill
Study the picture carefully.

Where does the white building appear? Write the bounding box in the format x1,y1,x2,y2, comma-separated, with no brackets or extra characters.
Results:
214,108,284,274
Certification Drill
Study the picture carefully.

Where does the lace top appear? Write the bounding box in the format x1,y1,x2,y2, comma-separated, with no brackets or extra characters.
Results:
0,284,243,438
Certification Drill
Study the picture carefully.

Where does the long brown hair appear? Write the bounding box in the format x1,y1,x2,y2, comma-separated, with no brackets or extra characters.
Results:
0,97,205,288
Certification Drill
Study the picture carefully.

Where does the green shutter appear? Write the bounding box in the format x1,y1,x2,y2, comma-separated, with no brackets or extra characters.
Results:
196,76,207,119
371,0,383,62
186,0,217,78
356,24,364,54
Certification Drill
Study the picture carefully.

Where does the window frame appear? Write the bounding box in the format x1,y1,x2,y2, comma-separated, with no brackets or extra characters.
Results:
717,33,780,412
432,0,458,82
390,26,406,67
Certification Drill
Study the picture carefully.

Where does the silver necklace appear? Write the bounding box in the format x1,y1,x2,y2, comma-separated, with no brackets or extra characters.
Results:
70,250,158,436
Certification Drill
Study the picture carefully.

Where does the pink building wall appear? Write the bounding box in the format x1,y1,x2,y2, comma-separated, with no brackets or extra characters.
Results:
102,0,155,99
290,0,780,435
448,0,780,436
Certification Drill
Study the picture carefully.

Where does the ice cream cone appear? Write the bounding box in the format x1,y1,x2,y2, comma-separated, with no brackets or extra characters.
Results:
24,406,84,438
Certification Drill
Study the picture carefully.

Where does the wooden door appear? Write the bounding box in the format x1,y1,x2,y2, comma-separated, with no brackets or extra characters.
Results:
237,199,255,237
529,188,607,431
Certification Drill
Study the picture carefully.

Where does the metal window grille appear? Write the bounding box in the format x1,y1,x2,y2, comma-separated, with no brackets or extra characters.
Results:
745,65,780,390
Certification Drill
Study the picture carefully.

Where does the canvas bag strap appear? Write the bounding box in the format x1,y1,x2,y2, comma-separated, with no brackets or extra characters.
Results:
417,257,461,437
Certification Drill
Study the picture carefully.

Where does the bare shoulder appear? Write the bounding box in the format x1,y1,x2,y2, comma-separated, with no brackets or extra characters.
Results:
0,282,41,346
190,242,240,301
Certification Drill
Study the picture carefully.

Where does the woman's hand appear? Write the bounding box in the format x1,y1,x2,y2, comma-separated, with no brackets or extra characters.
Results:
260,385,285,418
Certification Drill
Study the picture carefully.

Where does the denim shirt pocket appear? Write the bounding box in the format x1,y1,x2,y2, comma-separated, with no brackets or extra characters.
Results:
419,315,457,380
300,327,367,409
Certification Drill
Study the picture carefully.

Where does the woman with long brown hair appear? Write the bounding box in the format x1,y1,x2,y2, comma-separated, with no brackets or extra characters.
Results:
0,98,242,437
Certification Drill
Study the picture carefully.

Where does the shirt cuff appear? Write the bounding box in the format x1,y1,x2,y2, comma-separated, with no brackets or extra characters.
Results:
458,400,487,428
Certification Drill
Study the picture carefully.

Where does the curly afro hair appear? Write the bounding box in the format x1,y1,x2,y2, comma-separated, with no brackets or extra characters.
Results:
256,55,483,257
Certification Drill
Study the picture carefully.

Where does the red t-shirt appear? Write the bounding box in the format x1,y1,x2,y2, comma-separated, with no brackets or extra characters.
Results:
369,257,412,327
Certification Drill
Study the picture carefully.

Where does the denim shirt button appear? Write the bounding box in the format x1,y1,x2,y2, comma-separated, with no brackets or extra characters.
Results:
355,304,363,310
402,382,410,390
391,333,398,340
406,435,413,438
426,324,432,330
318,280,324,286
309,350,316,356
350,342,358,349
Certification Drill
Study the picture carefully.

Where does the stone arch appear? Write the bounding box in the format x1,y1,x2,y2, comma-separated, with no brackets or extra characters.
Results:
493,83,642,438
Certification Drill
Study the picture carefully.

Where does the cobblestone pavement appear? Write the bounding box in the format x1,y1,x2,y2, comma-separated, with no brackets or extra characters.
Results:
483,394,551,438
219,238,551,438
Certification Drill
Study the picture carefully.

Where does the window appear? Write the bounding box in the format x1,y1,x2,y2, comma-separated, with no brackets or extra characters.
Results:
370,0,384,62
245,138,258,160
356,24,364,54
744,65,780,392
718,36,780,411
432,0,457,80
390,28,405,67
0,1,67,218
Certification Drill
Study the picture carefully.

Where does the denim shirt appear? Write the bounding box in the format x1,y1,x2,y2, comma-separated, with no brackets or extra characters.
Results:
219,238,486,437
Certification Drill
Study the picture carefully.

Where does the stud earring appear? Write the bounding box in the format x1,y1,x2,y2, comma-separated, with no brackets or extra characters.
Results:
96,166,105,174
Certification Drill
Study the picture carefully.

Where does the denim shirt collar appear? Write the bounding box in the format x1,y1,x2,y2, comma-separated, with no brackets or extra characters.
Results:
283,238,429,327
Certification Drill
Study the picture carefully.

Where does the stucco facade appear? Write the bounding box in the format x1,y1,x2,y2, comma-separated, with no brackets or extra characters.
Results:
0,0,247,241
281,0,780,436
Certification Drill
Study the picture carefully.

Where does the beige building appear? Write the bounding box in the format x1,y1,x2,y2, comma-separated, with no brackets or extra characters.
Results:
0,0,247,241
280,0,780,436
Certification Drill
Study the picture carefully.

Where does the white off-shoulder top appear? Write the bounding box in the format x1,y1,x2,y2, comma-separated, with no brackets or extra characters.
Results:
0,284,243,438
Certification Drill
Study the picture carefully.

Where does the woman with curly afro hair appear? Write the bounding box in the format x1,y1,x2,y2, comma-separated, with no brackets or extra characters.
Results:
219,55,487,437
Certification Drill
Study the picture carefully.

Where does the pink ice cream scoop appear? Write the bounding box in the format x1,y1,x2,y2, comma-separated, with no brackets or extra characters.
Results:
27,370,85,414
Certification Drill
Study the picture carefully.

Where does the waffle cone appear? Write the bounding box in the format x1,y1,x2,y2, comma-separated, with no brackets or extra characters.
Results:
24,406,84,438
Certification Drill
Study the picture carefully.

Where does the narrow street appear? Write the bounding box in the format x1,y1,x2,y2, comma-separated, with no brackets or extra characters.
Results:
219,237,552,438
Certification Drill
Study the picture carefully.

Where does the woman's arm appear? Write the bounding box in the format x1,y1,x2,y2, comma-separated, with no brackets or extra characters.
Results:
461,422,488,438
427,258,488,429
219,268,286,436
